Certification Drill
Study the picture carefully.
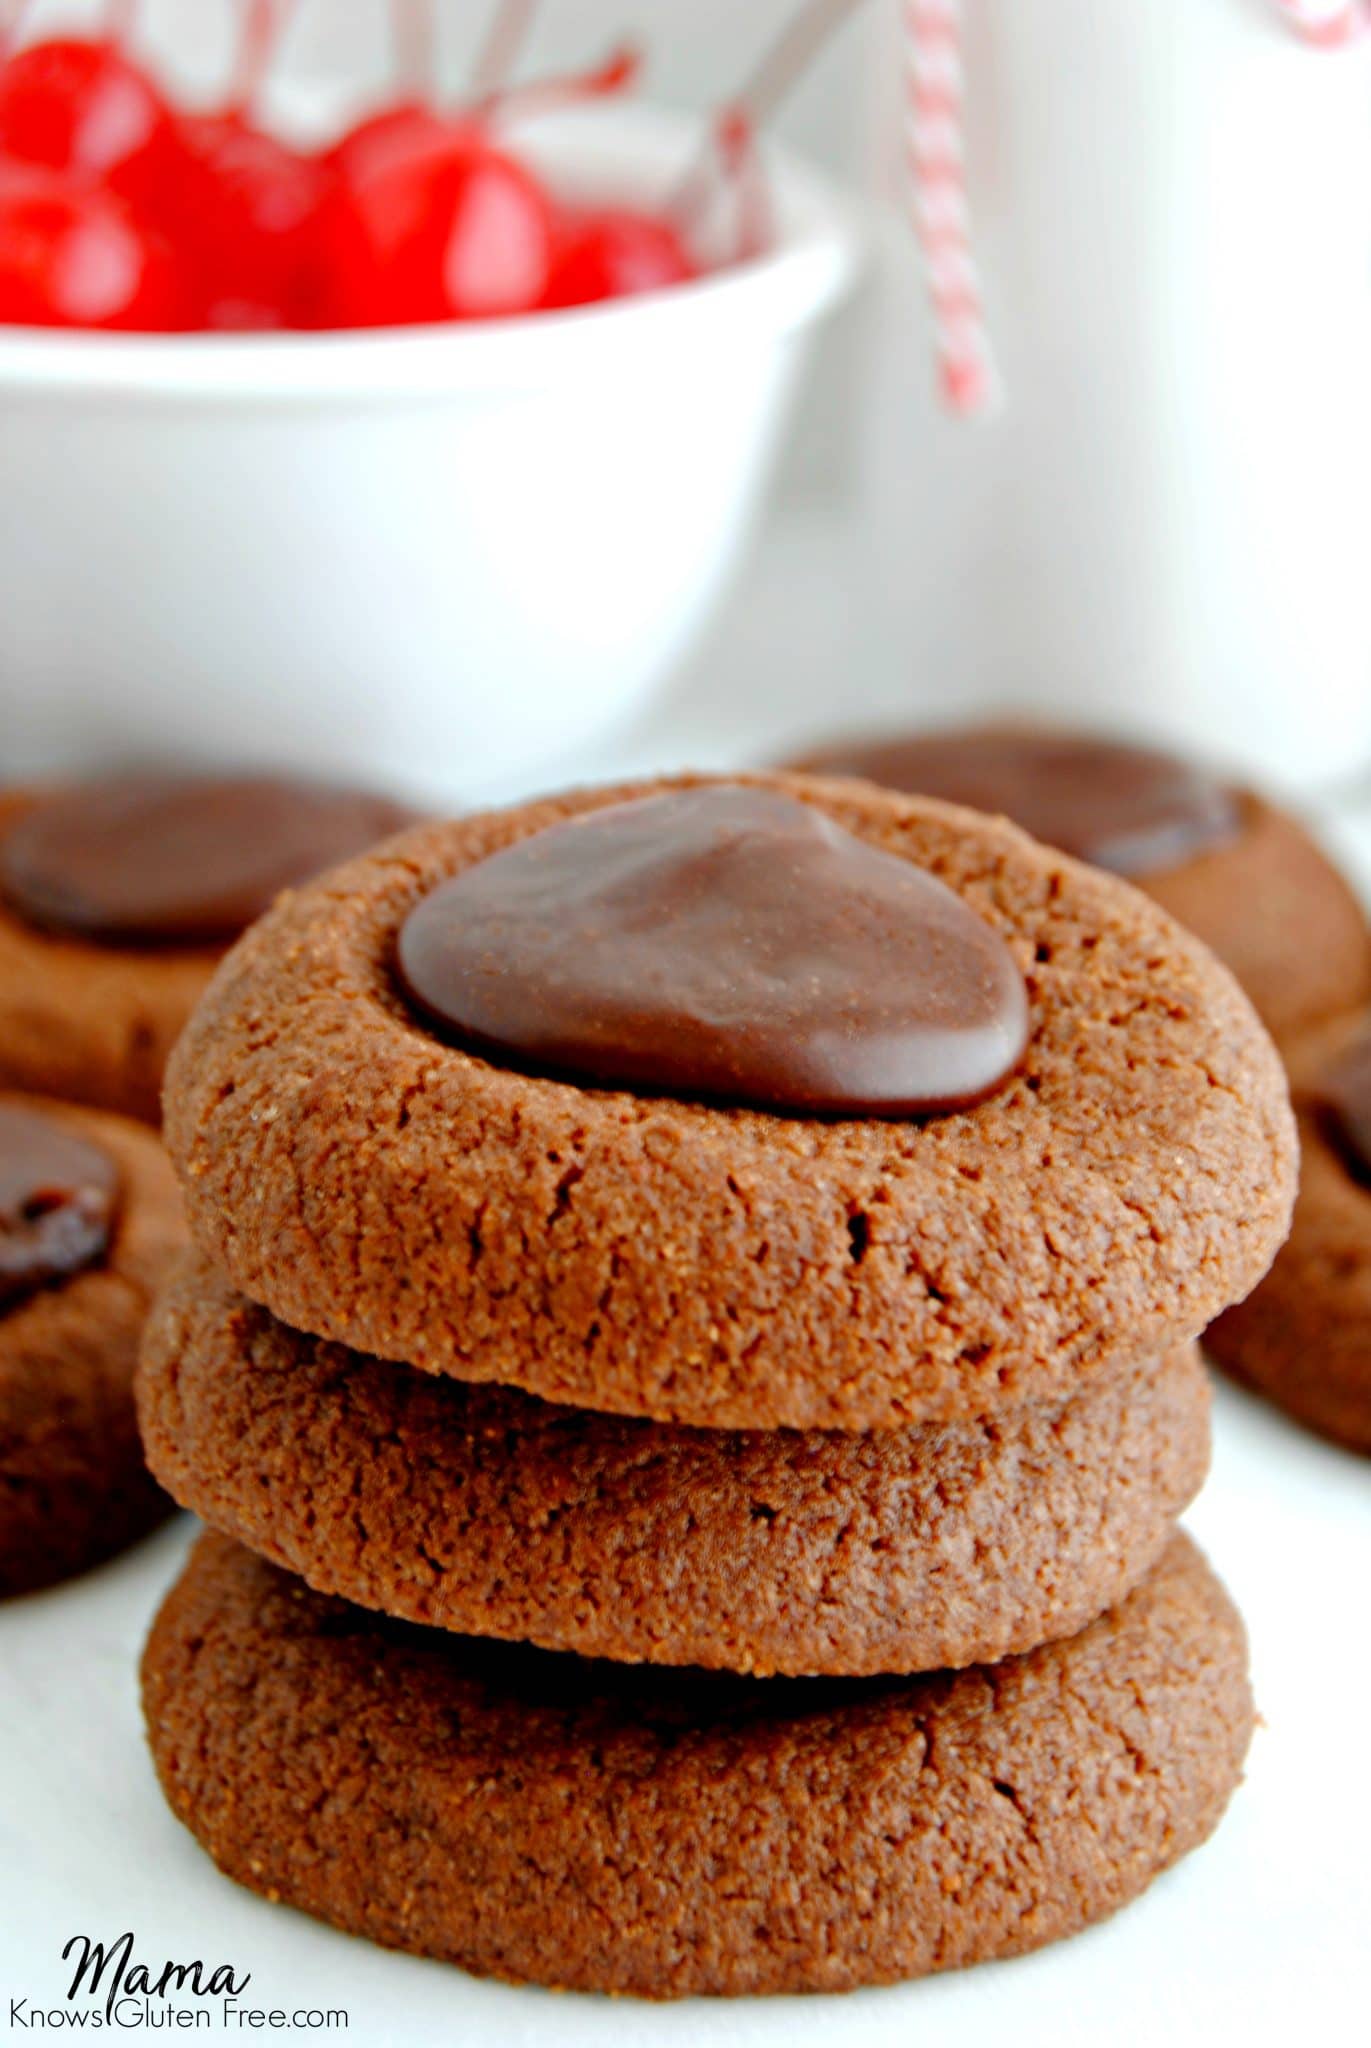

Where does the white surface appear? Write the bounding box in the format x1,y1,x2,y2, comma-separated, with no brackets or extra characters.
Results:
0,105,859,800
861,0,1371,790
2,514,1370,2043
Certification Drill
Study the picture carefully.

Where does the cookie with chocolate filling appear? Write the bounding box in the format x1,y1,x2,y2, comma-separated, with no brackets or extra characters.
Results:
0,775,418,1121
141,1529,1253,1998
1,1093,184,1595
786,723,1371,1045
1208,1008,1371,1453
163,774,1295,1431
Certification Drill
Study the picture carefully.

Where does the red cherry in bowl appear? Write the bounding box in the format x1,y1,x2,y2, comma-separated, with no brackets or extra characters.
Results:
147,113,331,329
322,99,452,183
544,206,698,309
0,160,183,330
0,37,182,206
315,120,555,327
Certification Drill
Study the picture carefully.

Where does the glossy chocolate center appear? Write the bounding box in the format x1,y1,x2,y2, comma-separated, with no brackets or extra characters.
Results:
797,725,1242,878
396,786,1030,1116
0,774,418,946
0,1104,120,1311
1311,1026,1371,1185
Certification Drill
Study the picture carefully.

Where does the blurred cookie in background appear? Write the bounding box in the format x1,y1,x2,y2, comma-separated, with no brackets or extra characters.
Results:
0,1092,185,1596
785,722,1371,1046
1208,1010,1371,1455
0,773,420,1122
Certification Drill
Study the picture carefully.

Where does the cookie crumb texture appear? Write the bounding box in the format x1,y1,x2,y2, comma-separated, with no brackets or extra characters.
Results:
142,1531,1252,1999
1,1098,184,1595
163,775,1296,1431
141,1254,1211,1676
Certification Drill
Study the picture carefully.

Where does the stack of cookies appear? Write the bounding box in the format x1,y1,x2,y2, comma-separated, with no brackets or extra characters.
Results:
138,774,1295,1998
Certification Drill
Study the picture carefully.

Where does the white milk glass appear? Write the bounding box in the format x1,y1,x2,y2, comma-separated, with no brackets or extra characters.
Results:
862,0,1371,789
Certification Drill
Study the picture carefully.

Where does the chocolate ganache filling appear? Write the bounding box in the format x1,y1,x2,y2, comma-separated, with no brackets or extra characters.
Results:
397,786,1029,1116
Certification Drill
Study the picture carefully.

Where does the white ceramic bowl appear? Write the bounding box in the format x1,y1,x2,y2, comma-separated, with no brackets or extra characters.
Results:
0,103,859,802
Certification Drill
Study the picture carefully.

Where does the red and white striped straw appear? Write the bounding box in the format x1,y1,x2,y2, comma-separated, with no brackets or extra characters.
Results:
904,0,997,417
905,0,1364,418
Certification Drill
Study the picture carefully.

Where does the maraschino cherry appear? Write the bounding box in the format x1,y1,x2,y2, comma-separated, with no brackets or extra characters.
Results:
322,100,450,186
321,0,446,181
0,22,181,209
544,206,696,310
0,0,880,336
0,160,180,328
159,116,328,328
314,124,554,326
315,47,640,328
139,0,327,328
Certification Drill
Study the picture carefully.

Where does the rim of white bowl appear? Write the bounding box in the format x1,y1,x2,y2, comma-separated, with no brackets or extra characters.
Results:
0,102,865,403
